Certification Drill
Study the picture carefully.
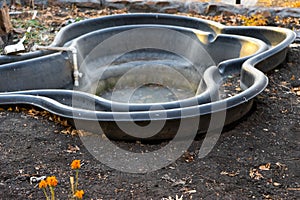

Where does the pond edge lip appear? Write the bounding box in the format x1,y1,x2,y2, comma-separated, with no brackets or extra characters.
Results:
0,13,296,123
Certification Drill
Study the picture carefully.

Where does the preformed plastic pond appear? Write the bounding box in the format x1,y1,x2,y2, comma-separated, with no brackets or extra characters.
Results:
0,14,296,140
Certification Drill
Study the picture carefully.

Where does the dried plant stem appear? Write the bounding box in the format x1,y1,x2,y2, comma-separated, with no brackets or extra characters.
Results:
75,170,79,192
49,186,55,200
42,188,50,200
70,176,75,194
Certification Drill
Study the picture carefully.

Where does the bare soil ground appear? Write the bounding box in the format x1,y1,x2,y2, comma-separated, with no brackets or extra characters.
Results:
0,6,299,200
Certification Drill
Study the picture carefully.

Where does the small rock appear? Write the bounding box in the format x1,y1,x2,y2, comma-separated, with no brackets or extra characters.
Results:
277,8,300,18
273,182,281,186
187,2,207,14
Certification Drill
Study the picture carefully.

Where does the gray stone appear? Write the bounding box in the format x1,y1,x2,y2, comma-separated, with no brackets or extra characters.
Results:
7,0,47,5
8,0,102,8
247,7,275,17
276,8,300,18
205,3,246,16
205,4,219,15
49,0,102,8
104,0,185,13
187,2,207,14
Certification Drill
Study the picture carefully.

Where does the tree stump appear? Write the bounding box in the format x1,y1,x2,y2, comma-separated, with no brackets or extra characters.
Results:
0,1,13,50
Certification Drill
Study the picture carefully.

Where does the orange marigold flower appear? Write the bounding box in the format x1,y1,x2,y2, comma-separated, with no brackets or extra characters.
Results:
38,180,48,189
71,160,81,169
74,190,84,199
46,176,58,187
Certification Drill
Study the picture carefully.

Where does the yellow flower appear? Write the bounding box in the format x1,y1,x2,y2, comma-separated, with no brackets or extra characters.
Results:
74,190,84,199
38,180,48,189
71,160,81,170
46,176,58,187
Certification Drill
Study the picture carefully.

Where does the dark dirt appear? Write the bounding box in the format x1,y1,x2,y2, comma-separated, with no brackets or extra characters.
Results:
0,6,299,200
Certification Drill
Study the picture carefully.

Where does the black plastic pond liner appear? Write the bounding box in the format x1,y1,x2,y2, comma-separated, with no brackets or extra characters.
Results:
0,14,296,140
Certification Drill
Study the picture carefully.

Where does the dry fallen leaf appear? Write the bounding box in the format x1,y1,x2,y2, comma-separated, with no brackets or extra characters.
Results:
287,188,300,191
259,163,271,171
66,144,80,153
290,75,296,81
222,82,233,87
235,87,242,91
71,129,91,136
183,151,194,163
291,87,300,96
40,110,50,117
162,195,183,200
249,168,264,180
249,168,255,178
275,162,287,170
280,81,289,86
263,194,273,199
27,108,40,116
14,106,20,112
220,170,240,177
254,172,264,180
184,189,196,194
61,127,72,135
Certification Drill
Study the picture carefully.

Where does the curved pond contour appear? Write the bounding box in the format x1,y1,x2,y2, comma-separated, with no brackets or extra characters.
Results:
0,13,296,140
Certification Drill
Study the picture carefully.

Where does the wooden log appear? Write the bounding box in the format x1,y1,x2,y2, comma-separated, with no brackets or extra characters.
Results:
0,1,13,49
0,1,12,35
